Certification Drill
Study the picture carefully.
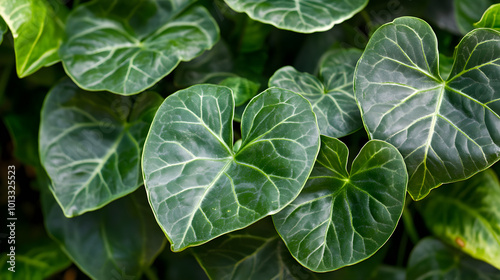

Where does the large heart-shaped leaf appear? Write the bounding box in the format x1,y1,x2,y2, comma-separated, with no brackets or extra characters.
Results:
273,136,407,272
475,3,500,29
455,0,495,34
419,169,500,269
407,238,500,280
269,48,362,138
39,79,162,217
142,84,320,251
60,0,219,95
355,17,500,200
223,0,368,33
42,189,166,280
0,0,67,77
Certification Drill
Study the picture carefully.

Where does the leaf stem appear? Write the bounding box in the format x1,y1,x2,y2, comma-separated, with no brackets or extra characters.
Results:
144,267,159,280
402,207,419,244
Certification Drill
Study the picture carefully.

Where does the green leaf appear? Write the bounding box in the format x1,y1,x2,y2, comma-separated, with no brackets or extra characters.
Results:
142,84,320,251
42,189,166,280
273,136,407,272
59,0,219,95
269,48,362,138
475,3,500,29
0,241,71,280
372,266,406,280
455,0,495,34
0,17,6,45
419,170,500,269
355,17,500,200
407,238,500,280
219,76,260,106
39,79,162,217
0,0,67,77
223,0,368,33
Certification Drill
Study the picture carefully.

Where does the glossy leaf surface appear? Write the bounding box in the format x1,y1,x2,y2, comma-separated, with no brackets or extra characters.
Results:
0,0,67,77
142,85,320,251
475,3,500,29
274,136,407,272
42,189,166,280
419,170,500,269
40,79,162,217
455,0,495,34
407,238,500,280
223,0,368,33
60,0,219,95
355,17,500,200
269,49,362,137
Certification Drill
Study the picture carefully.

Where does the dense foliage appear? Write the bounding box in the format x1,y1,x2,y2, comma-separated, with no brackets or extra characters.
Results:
1,0,500,279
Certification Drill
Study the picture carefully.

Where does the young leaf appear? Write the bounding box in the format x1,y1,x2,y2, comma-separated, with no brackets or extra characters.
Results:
0,0,67,77
419,170,500,269
407,238,500,280
223,0,368,33
59,0,219,95
39,79,162,217
42,189,166,280
475,3,500,29
269,48,362,138
355,17,500,200
455,0,495,34
142,85,320,251
273,136,407,272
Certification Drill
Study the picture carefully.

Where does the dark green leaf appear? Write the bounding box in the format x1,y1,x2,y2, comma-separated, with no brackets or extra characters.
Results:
455,0,495,34
0,241,71,280
219,76,260,106
372,265,406,280
407,238,500,280
475,3,500,29
273,136,407,272
269,48,362,137
355,17,500,200
142,84,320,251
223,0,368,33
0,17,6,45
0,0,67,77
419,170,500,269
42,189,166,280
39,79,162,216
60,0,219,95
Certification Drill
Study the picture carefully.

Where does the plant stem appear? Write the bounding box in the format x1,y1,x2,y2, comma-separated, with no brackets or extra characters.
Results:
144,267,159,280
402,207,419,244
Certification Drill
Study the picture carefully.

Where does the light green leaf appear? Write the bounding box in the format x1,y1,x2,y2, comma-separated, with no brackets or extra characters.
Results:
407,238,500,280
142,85,320,251
269,48,362,137
0,241,71,280
475,3,500,29
273,136,407,272
223,0,368,33
419,170,500,269
39,79,162,217
355,17,500,200
42,189,166,280
60,0,219,95
455,0,495,34
0,17,6,45
0,0,67,77
219,76,260,106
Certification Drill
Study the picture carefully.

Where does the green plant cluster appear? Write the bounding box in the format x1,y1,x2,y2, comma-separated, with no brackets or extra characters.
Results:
1,0,500,279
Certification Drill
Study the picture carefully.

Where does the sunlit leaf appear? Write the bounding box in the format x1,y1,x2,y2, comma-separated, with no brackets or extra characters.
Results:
39,79,162,216
475,3,500,29
142,84,320,251
273,136,407,272
355,17,500,200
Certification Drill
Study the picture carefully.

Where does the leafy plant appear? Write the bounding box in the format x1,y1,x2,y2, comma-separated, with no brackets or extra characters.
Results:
1,0,500,279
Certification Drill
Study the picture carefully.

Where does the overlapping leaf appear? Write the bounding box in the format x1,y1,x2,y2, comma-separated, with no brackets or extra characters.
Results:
60,0,219,95
419,170,500,269
223,0,368,33
455,0,495,34
407,238,500,280
0,0,67,77
0,17,6,45
220,76,260,107
273,136,407,272
355,17,500,200
42,189,166,280
475,3,500,29
39,79,162,217
269,49,362,137
142,84,320,251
